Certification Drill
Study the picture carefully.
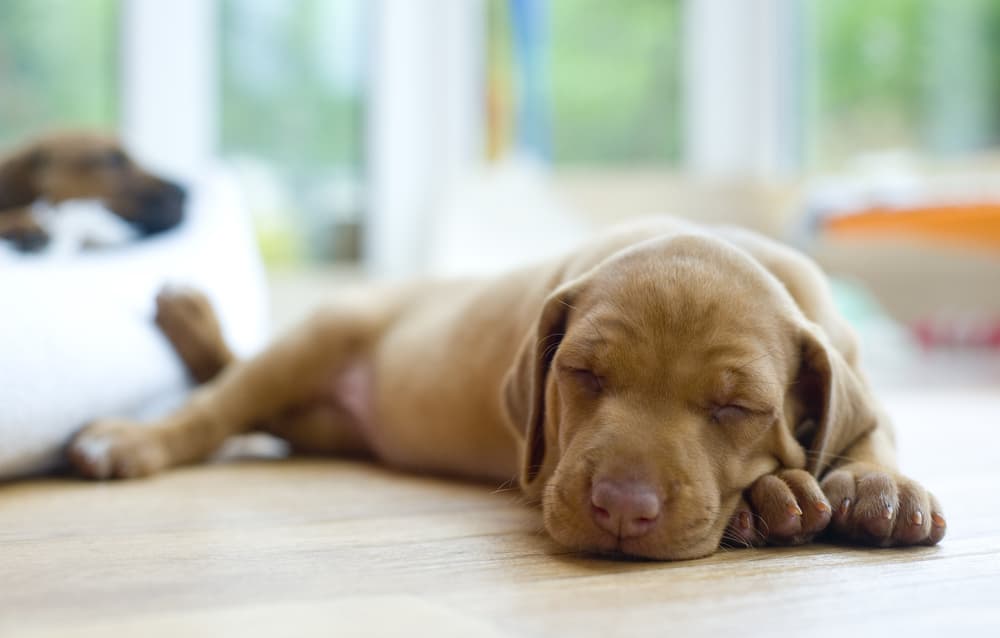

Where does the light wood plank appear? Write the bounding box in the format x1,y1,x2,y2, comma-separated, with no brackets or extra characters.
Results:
2,390,998,637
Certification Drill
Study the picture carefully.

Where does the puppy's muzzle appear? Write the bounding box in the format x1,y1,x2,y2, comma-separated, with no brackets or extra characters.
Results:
128,178,187,236
104,176,187,237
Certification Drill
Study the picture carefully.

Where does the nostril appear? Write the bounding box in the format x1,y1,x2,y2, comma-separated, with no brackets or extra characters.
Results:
591,504,611,520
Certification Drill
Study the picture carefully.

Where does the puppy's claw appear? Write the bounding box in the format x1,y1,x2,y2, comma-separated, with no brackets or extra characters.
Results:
838,498,851,517
738,511,751,530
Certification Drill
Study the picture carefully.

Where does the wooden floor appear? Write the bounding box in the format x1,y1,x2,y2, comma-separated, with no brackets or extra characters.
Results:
3,389,999,638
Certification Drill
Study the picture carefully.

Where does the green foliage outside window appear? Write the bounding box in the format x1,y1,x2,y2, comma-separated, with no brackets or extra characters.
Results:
806,0,1000,166
548,0,682,165
0,0,119,149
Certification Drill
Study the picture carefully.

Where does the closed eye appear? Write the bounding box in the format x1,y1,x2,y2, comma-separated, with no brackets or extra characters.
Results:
711,404,763,425
564,367,604,395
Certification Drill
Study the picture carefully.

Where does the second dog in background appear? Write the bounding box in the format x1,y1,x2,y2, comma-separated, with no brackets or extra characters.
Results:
0,131,186,252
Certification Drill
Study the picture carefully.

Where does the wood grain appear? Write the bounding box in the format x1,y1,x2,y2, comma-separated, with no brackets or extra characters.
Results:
2,389,998,637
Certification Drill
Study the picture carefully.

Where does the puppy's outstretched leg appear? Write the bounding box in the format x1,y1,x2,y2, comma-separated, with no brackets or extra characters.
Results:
68,296,381,479
153,287,370,457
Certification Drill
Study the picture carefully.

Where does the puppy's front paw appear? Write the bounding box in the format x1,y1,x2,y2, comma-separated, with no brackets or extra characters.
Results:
68,420,168,480
820,463,945,547
724,469,832,548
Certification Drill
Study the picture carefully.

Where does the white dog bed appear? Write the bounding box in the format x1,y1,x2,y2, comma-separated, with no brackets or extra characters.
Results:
0,170,269,480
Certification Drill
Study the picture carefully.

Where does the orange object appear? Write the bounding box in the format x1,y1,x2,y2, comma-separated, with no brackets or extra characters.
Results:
824,203,1000,250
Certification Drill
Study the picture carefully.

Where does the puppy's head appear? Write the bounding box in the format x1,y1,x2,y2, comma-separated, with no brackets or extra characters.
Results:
503,233,876,559
0,132,186,236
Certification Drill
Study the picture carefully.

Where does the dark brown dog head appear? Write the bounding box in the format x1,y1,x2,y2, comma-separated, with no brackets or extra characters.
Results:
503,233,876,559
0,132,186,239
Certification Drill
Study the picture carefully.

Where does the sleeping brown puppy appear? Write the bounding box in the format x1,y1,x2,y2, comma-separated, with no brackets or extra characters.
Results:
0,131,186,251
67,218,946,559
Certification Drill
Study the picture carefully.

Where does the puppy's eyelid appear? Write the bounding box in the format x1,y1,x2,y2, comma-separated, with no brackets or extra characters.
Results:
710,403,772,424
711,405,748,423
562,366,605,395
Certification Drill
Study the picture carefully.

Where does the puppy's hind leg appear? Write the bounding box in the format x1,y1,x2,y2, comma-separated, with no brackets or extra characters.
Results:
156,287,371,458
154,286,235,384
69,306,381,479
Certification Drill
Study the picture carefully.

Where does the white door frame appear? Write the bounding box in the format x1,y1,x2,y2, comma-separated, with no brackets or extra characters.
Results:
120,0,218,184
364,0,485,277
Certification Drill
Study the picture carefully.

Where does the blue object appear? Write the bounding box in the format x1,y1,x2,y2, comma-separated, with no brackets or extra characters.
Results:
510,0,551,161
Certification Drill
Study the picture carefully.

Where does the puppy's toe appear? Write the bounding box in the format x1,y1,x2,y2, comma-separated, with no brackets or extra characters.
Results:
722,497,764,549
891,478,932,546
68,420,168,480
746,470,831,546
851,470,898,542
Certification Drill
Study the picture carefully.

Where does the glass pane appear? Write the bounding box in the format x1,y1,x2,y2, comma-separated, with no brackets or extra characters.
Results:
0,0,119,147
804,0,1000,167
220,0,367,264
487,0,683,166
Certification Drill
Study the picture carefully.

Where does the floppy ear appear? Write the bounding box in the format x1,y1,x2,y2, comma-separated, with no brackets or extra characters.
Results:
793,325,879,476
0,144,43,209
502,281,578,498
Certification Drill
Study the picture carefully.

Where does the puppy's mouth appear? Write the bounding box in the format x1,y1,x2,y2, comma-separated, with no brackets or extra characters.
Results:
595,520,720,561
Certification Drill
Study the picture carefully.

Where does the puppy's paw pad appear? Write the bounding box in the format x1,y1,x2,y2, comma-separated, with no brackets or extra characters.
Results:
68,420,167,480
820,463,945,547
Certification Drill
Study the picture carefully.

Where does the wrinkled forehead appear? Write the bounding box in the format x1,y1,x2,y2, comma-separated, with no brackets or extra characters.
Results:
564,301,782,373
561,240,793,396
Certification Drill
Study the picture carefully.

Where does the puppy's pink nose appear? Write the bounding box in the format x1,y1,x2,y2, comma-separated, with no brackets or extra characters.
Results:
591,479,662,539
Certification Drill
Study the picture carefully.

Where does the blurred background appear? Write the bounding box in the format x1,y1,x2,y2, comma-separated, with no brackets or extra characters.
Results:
2,0,999,387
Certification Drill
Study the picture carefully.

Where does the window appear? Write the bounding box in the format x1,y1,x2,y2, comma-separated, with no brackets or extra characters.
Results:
803,0,1000,167
487,0,683,166
0,0,120,148
220,0,368,264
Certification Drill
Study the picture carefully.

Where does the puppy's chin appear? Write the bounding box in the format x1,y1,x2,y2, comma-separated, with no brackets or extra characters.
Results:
544,512,724,561
541,482,727,561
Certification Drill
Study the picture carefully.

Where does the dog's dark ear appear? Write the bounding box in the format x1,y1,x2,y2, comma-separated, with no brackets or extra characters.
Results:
502,281,578,498
0,145,44,209
793,325,878,476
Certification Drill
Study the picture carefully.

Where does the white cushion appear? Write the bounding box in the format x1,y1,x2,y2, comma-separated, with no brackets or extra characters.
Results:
0,169,268,479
